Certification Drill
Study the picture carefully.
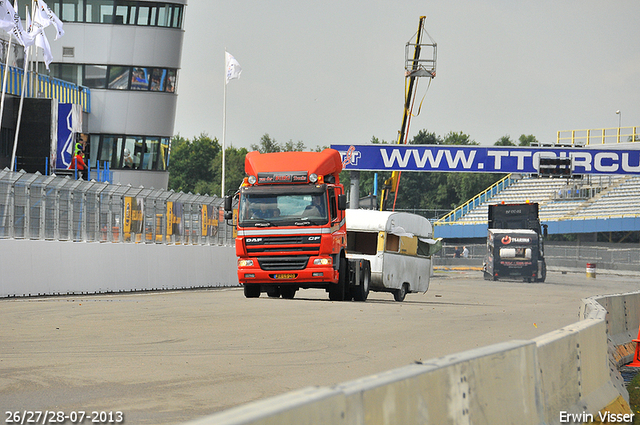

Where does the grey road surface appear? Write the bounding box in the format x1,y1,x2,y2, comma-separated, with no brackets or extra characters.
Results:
1,271,638,424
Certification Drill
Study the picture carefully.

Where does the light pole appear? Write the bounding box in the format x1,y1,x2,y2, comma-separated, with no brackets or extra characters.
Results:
616,110,621,128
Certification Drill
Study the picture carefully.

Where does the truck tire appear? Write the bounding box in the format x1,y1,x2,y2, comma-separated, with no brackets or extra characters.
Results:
244,284,261,298
536,262,547,283
280,286,297,299
393,283,408,302
329,259,348,301
353,261,370,302
266,286,281,298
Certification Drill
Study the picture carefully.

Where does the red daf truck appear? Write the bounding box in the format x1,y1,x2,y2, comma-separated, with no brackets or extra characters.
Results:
224,149,371,301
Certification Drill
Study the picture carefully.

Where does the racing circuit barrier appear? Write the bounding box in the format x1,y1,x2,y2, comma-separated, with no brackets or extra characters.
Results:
0,169,238,297
185,292,638,425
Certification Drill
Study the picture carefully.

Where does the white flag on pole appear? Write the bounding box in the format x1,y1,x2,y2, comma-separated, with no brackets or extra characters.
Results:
0,1,33,47
0,1,15,33
28,2,53,68
225,51,242,84
32,21,53,69
34,0,63,39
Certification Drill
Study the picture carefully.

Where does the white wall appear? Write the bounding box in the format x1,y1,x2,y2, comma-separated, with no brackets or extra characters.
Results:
0,239,238,297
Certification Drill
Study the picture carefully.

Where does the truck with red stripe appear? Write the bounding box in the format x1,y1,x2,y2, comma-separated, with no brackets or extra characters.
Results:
225,149,371,301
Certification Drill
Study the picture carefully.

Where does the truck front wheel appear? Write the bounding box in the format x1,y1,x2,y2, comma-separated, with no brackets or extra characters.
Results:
244,284,261,298
329,259,348,301
280,286,297,299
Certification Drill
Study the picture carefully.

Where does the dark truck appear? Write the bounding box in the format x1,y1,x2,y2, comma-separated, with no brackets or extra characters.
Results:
483,202,547,282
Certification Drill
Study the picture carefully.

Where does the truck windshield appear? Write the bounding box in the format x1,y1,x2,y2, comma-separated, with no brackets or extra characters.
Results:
239,192,328,226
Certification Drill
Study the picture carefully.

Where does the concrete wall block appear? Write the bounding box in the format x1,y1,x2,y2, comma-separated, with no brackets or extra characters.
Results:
605,296,628,339
0,239,238,297
185,386,347,425
534,328,582,421
335,341,540,425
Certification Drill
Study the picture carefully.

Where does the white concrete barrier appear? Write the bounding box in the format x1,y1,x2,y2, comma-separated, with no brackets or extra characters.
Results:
0,239,238,297
185,293,639,425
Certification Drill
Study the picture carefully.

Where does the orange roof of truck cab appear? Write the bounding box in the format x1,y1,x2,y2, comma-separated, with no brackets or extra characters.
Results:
245,149,343,182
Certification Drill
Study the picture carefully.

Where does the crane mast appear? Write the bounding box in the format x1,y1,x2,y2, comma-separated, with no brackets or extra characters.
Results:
379,16,436,211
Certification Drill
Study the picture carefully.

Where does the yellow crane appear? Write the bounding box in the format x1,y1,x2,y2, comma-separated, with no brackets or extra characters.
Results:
379,16,437,211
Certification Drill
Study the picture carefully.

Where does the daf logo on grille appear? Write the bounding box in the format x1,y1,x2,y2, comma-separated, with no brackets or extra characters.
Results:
307,236,321,242
246,237,263,243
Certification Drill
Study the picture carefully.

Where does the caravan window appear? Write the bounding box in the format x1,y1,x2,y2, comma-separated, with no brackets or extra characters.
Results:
385,234,399,252
347,231,377,255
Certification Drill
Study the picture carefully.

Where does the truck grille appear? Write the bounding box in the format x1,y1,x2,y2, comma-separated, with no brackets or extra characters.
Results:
257,256,310,271
246,235,321,255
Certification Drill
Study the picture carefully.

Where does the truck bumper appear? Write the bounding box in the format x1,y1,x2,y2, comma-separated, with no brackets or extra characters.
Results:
238,265,338,286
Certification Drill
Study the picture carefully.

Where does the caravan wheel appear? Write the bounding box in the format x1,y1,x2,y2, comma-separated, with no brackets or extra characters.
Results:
393,283,408,302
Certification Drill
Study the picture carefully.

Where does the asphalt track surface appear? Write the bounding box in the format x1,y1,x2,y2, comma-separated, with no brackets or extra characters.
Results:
1,271,639,424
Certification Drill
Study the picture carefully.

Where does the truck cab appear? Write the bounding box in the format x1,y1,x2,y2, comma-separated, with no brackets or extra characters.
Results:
483,202,547,282
230,149,369,301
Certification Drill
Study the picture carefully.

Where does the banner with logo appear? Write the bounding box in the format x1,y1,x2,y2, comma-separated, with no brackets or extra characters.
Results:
123,197,144,236
201,204,219,236
332,144,640,175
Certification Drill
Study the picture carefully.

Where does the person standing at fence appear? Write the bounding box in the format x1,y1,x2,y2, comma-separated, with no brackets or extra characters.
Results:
69,149,87,180
462,246,469,258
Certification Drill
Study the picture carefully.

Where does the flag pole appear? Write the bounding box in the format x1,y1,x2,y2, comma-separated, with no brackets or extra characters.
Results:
10,45,30,171
0,33,13,138
221,49,227,198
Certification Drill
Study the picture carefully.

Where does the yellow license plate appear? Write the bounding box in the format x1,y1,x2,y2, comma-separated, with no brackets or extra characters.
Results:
275,273,296,279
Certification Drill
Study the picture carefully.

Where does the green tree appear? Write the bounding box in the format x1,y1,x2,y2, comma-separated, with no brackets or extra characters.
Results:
518,134,538,146
168,133,220,194
443,131,477,146
495,135,515,146
283,140,306,152
251,133,281,153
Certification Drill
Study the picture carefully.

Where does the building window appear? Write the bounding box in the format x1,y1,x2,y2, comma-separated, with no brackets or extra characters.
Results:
149,68,165,91
143,137,160,170
165,69,176,93
108,66,130,89
61,0,84,22
42,63,178,93
84,64,107,88
157,4,170,27
85,0,115,23
130,67,150,90
95,134,170,171
41,1,184,28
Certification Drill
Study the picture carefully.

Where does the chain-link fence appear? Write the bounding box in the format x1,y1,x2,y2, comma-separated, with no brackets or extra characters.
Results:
434,242,640,273
0,169,234,246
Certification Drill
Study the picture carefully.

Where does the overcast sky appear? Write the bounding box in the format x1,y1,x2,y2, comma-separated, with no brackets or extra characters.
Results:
173,1,640,151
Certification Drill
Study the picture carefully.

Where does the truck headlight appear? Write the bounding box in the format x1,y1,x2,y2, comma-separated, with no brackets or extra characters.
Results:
248,175,257,184
238,259,254,267
313,258,332,266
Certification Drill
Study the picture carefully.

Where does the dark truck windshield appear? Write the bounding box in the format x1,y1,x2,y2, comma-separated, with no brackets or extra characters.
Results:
239,187,328,226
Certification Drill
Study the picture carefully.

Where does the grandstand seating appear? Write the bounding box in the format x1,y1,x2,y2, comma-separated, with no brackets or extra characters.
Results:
448,175,640,224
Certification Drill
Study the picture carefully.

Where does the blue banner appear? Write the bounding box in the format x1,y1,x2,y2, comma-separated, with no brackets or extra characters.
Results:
56,103,75,170
331,144,640,175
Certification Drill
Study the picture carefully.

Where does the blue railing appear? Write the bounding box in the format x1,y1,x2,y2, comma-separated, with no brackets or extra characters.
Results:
0,63,90,113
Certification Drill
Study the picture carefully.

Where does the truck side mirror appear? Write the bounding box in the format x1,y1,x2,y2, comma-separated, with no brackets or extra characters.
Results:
337,194,347,210
223,195,233,220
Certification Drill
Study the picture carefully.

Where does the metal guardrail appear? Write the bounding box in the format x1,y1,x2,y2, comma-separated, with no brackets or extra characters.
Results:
0,63,91,113
434,173,514,225
0,169,233,245
557,126,639,145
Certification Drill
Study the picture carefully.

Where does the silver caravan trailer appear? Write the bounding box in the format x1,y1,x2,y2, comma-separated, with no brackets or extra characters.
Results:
345,209,442,302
